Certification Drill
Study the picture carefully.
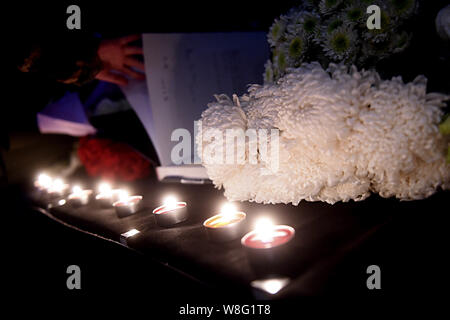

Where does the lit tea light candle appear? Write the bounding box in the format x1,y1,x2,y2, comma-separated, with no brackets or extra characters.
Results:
34,173,53,190
241,218,295,276
95,182,123,208
242,218,294,249
46,178,69,199
67,185,93,207
203,203,246,242
112,190,143,217
152,195,188,227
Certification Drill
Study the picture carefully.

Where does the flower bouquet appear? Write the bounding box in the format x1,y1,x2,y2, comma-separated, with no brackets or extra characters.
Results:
264,0,418,83
77,137,152,182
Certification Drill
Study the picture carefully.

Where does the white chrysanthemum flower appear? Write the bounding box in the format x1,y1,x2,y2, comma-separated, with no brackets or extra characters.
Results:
198,63,450,204
322,26,358,62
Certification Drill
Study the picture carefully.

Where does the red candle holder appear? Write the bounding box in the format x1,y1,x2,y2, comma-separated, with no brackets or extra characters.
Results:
113,195,143,217
241,225,295,277
152,201,188,227
95,189,123,208
67,188,93,207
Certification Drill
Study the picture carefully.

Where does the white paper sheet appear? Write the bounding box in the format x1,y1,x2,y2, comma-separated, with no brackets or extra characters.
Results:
141,32,269,167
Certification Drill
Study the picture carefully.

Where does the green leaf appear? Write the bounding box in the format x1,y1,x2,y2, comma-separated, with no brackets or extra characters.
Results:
439,115,450,135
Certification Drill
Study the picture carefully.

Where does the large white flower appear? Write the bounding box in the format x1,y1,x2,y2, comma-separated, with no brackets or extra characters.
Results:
198,63,450,204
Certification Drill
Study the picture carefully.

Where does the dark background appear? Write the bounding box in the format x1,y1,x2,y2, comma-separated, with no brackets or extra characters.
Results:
3,0,449,314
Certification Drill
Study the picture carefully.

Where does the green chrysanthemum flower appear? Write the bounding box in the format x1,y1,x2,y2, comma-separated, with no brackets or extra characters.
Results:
364,9,393,42
264,60,274,84
268,19,287,47
319,0,343,15
439,115,450,135
288,36,304,60
332,33,350,53
323,26,357,61
327,17,344,34
303,15,319,34
389,0,416,17
346,6,364,23
276,51,287,72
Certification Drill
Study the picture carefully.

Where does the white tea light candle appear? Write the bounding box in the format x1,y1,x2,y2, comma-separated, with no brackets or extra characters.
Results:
152,195,188,227
241,218,296,276
67,186,93,207
203,203,246,242
47,178,69,199
95,182,123,208
113,191,143,217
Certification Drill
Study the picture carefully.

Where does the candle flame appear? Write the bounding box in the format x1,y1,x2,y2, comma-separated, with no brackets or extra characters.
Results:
51,178,65,192
254,218,275,243
37,173,52,189
163,195,178,210
72,185,82,195
118,190,129,202
211,203,239,225
220,203,237,216
98,182,112,195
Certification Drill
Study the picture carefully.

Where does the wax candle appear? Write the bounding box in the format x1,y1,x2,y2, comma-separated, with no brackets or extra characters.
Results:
241,218,295,276
152,196,188,227
34,173,53,190
203,203,246,242
241,219,294,249
46,178,69,199
67,186,93,207
95,182,123,208
113,191,143,217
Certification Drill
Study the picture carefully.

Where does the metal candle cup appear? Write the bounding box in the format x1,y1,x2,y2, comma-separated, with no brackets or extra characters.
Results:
34,174,52,195
67,189,93,207
46,180,70,199
152,202,188,227
203,212,246,242
241,225,295,277
113,195,143,217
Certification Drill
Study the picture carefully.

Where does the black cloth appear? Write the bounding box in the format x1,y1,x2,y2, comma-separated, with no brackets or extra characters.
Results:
27,174,450,298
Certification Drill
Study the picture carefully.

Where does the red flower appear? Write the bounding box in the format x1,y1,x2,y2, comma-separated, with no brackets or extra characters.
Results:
78,137,152,181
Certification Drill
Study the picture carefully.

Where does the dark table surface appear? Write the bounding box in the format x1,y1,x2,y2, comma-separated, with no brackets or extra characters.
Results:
27,175,450,298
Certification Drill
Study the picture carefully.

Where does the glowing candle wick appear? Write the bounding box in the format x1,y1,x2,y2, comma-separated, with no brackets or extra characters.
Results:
254,218,276,243
37,174,52,189
163,196,178,210
99,183,112,196
72,186,82,195
119,191,130,204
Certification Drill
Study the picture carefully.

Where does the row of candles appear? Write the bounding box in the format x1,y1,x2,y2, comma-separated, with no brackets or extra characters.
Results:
35,173,296,277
